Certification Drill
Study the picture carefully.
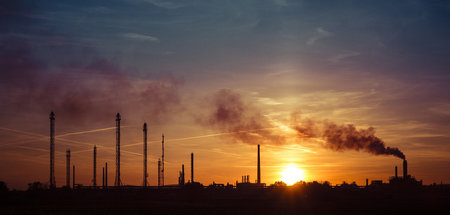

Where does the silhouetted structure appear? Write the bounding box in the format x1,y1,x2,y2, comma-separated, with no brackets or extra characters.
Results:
403,159,408,179
72,165,75,189
161,134,165,186
178,164,185,185
49,112,55,188
191,153,194,183
395,166,398,178
257,144,261,184
105,162,108,188
143,123,148,187
66,149,70,188
157,159,161,187
93,145,97,187
115,113,121,187
102,167,105,188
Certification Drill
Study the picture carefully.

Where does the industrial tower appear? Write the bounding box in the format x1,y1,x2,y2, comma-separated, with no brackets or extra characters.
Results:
257,144,261,184
66,149,70,188
115,113,121,187
143,123,148,187
191,152,194,183
161,134,164,186
93,145,97,187
49,112,56,188
158,158,161,187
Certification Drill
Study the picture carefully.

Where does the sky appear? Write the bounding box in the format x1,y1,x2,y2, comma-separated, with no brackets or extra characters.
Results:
1,0,450,190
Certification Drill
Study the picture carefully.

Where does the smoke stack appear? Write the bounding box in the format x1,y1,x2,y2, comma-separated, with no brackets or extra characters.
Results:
49,112,55,188
161,134,165,186
403,159,408,179
93,145,97,187
395,166,398,178
105,162,108,188
157,158,161,187
66,149,70,188
181,164,185,185
115,113,121,187
257,144,261,184
366,178,368,187
143,123,148,187
191,152,194,183
72,165,75,189
102,167,104,188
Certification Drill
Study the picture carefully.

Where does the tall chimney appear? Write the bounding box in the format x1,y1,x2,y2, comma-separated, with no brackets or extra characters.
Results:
72,165,75,189
143,123,148,187
93,145,97,187
157,159,161,187
102,167,105,188
105,162,108,188
115,113,121,187
257,144,261,184
182,164,185,185
403,159,408,179
161,134,164,186
191,153,194,183
395,166,398,178
49,112,55,188
66,149,70,188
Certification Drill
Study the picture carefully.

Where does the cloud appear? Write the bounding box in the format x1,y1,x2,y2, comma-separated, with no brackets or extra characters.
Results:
329,50,361,63
141,0,185,9
120,33,160,42
306,27,332,45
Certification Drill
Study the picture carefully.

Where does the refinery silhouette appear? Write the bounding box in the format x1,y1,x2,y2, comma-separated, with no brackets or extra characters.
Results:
1,111,448,215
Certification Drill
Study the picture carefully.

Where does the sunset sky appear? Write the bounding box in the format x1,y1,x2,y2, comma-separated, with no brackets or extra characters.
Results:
1,0,450,190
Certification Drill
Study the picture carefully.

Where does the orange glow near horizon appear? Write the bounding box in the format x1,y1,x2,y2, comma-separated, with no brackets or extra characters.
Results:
280,164,305,185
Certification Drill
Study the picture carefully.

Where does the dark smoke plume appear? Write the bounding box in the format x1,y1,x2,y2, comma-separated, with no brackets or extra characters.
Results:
292,112,405,159
0,37,183,126
199,89,285,145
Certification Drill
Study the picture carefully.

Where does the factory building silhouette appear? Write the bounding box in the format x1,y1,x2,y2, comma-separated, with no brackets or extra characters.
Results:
47,111,421,190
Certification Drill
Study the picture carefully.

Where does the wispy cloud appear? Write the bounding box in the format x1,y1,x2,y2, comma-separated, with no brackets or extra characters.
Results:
142,0,185,9
329,50,361,63
120,33,160,42
306,27,332,45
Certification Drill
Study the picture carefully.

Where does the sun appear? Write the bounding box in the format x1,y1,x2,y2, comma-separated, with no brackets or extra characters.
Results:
280,165,305,185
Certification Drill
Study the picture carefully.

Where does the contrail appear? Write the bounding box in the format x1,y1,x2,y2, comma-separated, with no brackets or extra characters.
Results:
56,126,130,137
121,127,279,148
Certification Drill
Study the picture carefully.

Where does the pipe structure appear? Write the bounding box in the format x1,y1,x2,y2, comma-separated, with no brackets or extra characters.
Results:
93,145,97,187
257,144,261,184
72,165,75,189
191,153,194,183
105,162,108,188
161,134,164,186
115,113,121,187
49,112,55,188
143,123,148,187
66,149,70,188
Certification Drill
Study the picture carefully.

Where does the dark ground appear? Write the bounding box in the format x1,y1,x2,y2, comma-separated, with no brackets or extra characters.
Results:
1,186,449,215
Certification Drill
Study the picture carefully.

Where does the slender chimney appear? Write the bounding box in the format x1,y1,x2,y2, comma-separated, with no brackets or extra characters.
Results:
102,167,105,188
49,112,55,188
115,113,121,187
72,165,75,189
143,123,148,187
66,149,70,188
257,144,261,184
105,162,108,188
395,166,398,178
182,164,185,185
191,153,194,183
157,159,161,187
161,134,164,186
366,178,368,187
403,159,408,179
93,145,97,187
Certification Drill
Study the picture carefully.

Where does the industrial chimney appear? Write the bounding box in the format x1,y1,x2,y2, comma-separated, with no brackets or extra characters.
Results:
395,166,398,178
105,162,108,188
257,144,261,184
66,149,70,188
115,113,121,187
143,123,148,187
93,145,97,187
191,153,194,183
157,159,161,187
72,165,75,189
161,134,165,186
403,159,408,179
49,112,55,188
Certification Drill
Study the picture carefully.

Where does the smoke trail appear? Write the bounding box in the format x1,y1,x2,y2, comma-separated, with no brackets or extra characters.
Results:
291,112,405,159
198,89,285,145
